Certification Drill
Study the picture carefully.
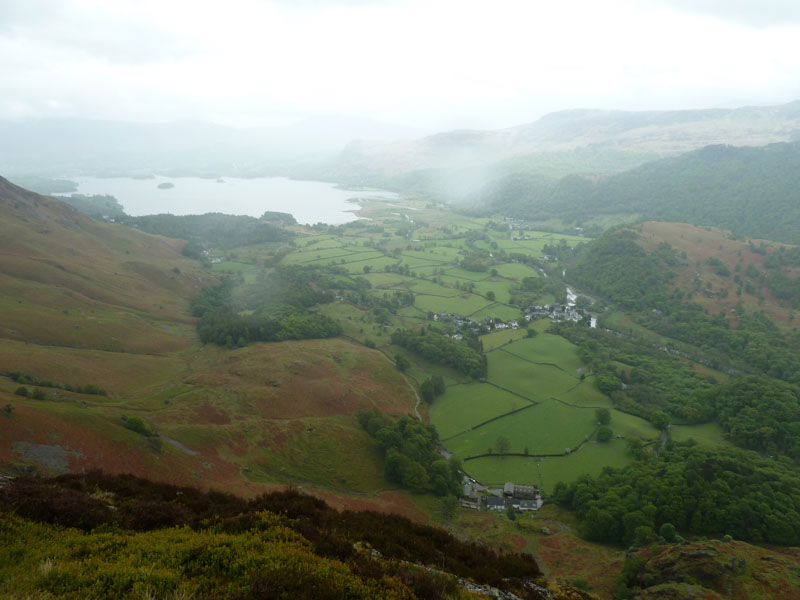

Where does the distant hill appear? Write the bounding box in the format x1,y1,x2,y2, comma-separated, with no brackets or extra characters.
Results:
0,115,422,178
330,100,800,185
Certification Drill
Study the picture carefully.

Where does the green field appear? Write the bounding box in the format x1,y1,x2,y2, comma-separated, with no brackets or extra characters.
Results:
443,398,597,458
469,304,523,321
486,352,578,401
342,256,401,273
430,383,533,439
442,267,493,281
414,293,492,316
493,262,542,280
462,439,632,491
470,279,513,303
605,409,660,440
293,234,334,247
361,272,411,287
670,422,729,447
479,329,528,352
407,279,461,297
558,381,612,407
498,334,585,375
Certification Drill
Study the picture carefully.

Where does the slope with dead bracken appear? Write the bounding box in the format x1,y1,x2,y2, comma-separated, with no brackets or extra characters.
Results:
635,221,799,327
0,178,419,516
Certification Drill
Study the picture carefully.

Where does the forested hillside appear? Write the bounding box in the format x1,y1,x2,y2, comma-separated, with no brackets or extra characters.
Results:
489,142,800,244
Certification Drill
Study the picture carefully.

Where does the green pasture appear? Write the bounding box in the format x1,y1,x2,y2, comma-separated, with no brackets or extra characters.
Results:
469,304,522,321
401,249,452,262
605,409,660,441
294,234,334,248
486,352,578,401
670,422,729,447
557,380,612,407
470,279,513,304
342,256,401,273
361,272,412,287
408,264,446,277
398,255,447,269
462,439,632,491
280,247,357,265
498,334,585,375
479,329,528,352
317,251,387,266
493,262,542,280
302,237,346,250
436,274,479,288
430,383,532,439
419,245,464,259
442,267,493,281
407,279,461,297
396,305,427,319
428,238,471,250
444,398,597,458
414,293,492,316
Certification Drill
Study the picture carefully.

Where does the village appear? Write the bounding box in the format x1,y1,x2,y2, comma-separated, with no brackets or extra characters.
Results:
433,300,592,341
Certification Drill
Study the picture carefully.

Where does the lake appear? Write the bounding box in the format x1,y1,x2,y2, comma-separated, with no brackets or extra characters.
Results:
63,176,398,224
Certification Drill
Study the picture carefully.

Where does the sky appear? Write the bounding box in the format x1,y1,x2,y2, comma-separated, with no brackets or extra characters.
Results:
1,0,799,132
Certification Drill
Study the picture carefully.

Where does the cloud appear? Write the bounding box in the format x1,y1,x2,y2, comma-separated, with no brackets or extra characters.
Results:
0,0,798,128
652,0,800,28
0,0,189,65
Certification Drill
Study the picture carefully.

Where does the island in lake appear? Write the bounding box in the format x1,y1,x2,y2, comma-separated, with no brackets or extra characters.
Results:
157,182,175,190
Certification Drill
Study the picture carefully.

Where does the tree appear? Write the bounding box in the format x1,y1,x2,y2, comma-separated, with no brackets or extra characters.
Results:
440,495,459,523
431,375,446,396
3,403,14,418
486,291,496,301
595,407,611,425
495,436,511,455
659,522,678,542
650,410,670,430
14,387,29,398
362,265,372,274
597,426,613,442
420,378,436,404
394,353,410,373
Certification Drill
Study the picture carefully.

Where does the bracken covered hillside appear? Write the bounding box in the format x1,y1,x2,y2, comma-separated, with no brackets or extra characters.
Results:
0,472,592,600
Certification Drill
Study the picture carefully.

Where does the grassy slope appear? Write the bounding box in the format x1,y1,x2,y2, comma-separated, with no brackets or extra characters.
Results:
0,179,420,512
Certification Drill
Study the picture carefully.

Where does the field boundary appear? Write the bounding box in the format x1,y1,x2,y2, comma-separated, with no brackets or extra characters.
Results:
440,400,538,442
462,425,601,462
496,346,574,376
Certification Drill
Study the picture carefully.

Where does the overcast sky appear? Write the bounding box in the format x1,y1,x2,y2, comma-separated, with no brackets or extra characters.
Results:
1,0,799,131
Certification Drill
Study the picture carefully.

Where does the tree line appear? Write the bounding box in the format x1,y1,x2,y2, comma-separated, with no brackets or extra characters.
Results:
391,328,487,379
553,444,800,547
357,410,462,497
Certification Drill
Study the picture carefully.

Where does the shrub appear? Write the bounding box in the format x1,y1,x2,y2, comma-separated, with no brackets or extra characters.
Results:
122,415,154,437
